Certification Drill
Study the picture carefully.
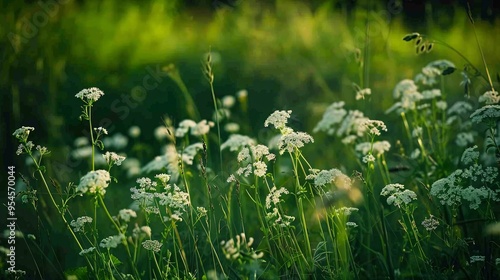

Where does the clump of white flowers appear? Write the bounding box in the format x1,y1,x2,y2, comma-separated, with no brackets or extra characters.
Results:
118,209,137,222
313,169,352,191
130,174,190,222
142,240,163,253
70,216,93,233
103,151,126,167
421,215,439,231
221,233,264,260
79,247,96,256
12,126,35,142
75,87,104,103
264,110,314,155
430,147,499,210
76,170,111,196
380,183,417,208
221,134,256,152
100,234,125,249
265,186,295,228
470,105,500,124
175,119,215,138
478,90,499,105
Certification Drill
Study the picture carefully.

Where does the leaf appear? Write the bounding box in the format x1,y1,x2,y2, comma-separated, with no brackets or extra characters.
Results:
65,266,88,280
442,67,456,75
403,32,420,41
109,254,122,266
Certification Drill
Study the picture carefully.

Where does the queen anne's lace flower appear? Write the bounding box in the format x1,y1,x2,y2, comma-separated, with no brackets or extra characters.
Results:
79,247,96,256
313,102,347,135
75,87,104,102
355,88,371,100
94,127,108,135
142,240,162,252
380,183,417,208
264,110,292,131
361,120,387,136
421,215,439,231
12,126,35,142
221,134,256,152
253,161,267,177
470,105,500,124
278,131,314,154
314,169,352,193
100,234,125,249
118,209,137,222
76,170,111,196
265,186,289,209
70,216,93,232
191,120,215,137
461,146,479,165
103,152,126,166
221,233,263,260
478,90,499,104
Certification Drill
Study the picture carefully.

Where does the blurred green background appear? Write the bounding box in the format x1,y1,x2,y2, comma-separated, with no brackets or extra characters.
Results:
2,0,500,168
1,0,500,276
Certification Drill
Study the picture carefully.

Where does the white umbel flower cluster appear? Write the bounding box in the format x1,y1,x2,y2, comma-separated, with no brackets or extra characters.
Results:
76,170,111,196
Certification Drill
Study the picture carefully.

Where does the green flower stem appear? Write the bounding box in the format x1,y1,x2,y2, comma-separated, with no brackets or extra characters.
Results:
98,195,140,279
26,151,97,277
208,74,223,172
290,150,313,271
400,112,413,151
88,104,95,171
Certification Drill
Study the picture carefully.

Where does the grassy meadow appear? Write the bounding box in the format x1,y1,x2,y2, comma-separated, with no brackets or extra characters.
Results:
1,0,500,279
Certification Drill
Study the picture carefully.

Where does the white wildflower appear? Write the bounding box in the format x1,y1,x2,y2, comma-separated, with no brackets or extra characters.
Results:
253,161,267,177
470,256,485,263
436,101,447,111
191,120,214,137
100,234,125,249
421,89,441,99
103,152,126,166
224,122,240,133
264,110,292,131
461,146,479,165
221,134,256,151
128,126,141,138
447,101,473,115
363,154,375,163
94,127,108,135
355,88,371,100
278,131,314,154
421,215,439,231
118,209,137,222
380,183,417,207
265,186,289,209
314,169,351,190
393,79,418,99
79,247,96,256
313,101,347,135
70,216,93,232
75,87,104,102
76,170,111,196
142,240,162,253
12,126,35,142
470,105,500,124
154,126,170,141
478,90,499,104
222,95,236,108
